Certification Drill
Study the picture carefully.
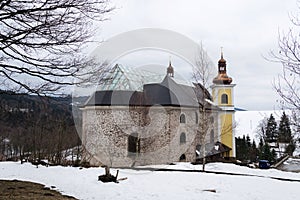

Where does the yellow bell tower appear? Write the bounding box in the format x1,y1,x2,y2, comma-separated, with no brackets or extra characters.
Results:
211,50,236,159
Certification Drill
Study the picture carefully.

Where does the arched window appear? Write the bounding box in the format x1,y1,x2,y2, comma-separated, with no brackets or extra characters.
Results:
221,94,228,104
195,112,198,124
180,132,186,144
128,133,140,156
180,113,186,123
210,130,214,143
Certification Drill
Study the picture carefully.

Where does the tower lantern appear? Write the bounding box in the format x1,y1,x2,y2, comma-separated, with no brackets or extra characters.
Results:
213,50,232,85
167,59,174,77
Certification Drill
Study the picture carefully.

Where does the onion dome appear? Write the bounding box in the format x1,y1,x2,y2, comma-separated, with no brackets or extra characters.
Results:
213,51,232,85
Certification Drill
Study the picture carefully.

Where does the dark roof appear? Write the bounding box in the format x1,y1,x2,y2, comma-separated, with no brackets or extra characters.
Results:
208,142,231,156
85,90,139,106
235,107,247,111
143,76,199,107
198,142,231,158
84,75,216,108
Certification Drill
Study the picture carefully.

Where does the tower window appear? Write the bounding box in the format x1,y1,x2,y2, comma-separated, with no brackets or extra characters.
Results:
180,114,186,123
180,132,186,144
195,112,198,124
128,133,140,156
221,94,228,104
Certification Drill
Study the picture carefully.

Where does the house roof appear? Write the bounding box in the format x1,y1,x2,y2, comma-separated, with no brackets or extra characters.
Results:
84,90,138,106
84,64,217,109
197,141,232,158
85,76,210,108
143,76,199,107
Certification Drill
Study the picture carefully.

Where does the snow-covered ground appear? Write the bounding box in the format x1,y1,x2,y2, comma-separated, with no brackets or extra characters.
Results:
279,158,300,172
1,161,300,200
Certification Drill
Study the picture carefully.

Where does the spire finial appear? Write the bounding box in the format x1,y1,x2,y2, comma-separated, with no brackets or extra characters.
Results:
221,47,223,59
167,55,174,77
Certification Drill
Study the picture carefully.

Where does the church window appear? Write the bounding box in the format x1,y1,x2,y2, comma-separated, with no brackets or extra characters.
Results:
180,114,186,123
128,133,140,156
195,112,198,124
180,132,186,144
221,94,228,104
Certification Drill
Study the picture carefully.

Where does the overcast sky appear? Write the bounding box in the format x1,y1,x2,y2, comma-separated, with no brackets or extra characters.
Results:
91,0,299,111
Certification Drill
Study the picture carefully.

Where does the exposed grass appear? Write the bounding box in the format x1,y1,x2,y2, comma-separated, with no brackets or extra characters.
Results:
0,180,77,200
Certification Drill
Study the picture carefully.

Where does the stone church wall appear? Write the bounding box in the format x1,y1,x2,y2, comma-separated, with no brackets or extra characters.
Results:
82,105,215,167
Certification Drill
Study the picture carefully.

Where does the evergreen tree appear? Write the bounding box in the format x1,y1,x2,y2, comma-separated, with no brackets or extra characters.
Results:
236,136,247,161
278,112,292,143
236,135,258,162
249,140,258,162
265,114,278,143
259,142,276,163
258,138,264,159
262,143,271,160
246,135,251,147
271,149,277,163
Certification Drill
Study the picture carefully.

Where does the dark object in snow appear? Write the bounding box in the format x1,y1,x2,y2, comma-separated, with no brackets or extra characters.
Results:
117,177,128,181
259,160,270,169
98,174,117,183
203,189,216,193
98,169,119,183
98,167,128,183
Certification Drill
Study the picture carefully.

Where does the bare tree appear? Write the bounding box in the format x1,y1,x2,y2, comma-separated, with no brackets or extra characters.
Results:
0,0,113,95
270,8,300,137
256,117,268,143
192,42,214,171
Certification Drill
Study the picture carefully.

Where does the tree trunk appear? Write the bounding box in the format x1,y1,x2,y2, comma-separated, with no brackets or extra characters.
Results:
202,144,206,171
105,166,110,176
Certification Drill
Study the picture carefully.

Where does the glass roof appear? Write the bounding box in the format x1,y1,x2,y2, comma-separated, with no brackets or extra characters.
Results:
97,64,166,91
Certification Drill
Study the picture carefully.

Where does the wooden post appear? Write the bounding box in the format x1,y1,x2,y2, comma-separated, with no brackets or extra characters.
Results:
115,170,119,180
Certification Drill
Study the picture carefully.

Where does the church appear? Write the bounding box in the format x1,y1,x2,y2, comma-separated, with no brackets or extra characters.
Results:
81,52,236,167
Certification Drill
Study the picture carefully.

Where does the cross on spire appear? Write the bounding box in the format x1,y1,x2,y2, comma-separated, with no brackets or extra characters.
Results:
221,47,224,59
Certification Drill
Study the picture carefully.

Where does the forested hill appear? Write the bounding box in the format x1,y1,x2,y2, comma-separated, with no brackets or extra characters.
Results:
0,91,72,115
0,91,84,164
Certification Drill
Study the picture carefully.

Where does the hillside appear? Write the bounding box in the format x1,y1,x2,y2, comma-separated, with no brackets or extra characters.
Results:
0,91,81,165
